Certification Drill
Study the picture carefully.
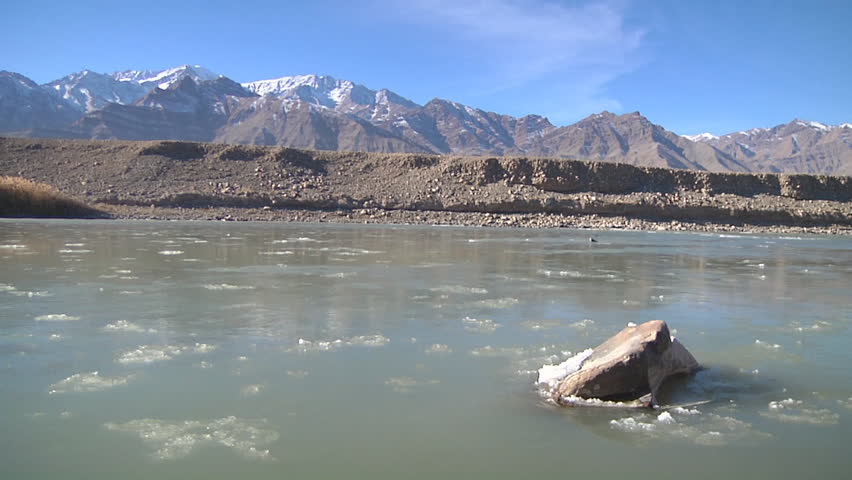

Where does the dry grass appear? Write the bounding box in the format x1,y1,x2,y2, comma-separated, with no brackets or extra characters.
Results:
0,176,103,218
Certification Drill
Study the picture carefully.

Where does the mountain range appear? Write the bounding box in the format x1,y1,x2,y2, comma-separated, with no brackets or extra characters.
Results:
1,65,850,175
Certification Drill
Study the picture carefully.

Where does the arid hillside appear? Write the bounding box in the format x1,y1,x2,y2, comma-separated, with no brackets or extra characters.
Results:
1,137,850,232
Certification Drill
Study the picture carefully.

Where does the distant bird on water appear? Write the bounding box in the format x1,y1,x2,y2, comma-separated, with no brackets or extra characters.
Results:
589,237,598,243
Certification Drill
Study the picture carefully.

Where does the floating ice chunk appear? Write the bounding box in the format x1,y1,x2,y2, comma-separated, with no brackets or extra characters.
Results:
241,384,265,397
286,370,308,378
611,417,657,432
0,244,27,249
469,345,526,358
10,289,52,297
58,249,92,253
289,334,389,353
425,344,453,355
462,316,501,333
430,285,488,295
536,349,594,389
671,407,701,415
158,250,184,255
475,298,519,309
838,397,852,409
569,319,595,329
117,345,185,364
49,334,63,341
627,322,637,327
104,416,279,460
204,284,256,290
49,371,135,393
190,343,217,354
754,339,781,349
347,335,390,347
35,314,80,322
103,320,154,333
520,319,560,331
657,411,676,424
762,398,839,425
322,272,358,278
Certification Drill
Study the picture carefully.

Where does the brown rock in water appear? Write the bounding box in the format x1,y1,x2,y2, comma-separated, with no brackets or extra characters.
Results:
554,320,698,406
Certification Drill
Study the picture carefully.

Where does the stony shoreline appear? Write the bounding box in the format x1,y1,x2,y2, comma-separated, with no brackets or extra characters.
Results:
97,203,851,235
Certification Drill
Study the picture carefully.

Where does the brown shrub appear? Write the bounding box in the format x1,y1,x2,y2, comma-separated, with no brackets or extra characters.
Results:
0,176,103,218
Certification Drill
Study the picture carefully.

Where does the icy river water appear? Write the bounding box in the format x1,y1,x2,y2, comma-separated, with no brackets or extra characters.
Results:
1,219,851,479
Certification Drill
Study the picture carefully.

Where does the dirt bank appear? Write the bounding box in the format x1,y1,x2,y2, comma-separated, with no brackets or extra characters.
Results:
1,137,850,234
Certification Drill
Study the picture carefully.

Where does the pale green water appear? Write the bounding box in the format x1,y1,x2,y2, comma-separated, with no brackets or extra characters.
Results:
1,219,851,479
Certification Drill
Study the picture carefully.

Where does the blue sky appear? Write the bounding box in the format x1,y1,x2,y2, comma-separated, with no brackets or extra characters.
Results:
2,0,850,135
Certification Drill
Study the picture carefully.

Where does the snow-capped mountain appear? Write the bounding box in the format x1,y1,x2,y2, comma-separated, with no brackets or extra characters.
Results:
242,74,418,113
40,65,224,114
684,119,852,174
2,65,851,175
124,65,221,90
0,71,82,132
683,132,719,142
45,70,148,112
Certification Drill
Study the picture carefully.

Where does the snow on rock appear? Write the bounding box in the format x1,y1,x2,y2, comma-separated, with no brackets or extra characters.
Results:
683,132,719,142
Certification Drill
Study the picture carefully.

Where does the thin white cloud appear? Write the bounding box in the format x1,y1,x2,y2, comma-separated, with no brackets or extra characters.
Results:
394,0,645,120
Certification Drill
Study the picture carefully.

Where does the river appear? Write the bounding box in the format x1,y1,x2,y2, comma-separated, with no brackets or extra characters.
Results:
1,219,851,478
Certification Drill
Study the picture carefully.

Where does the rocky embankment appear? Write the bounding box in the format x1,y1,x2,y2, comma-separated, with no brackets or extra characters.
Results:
1,137,850,233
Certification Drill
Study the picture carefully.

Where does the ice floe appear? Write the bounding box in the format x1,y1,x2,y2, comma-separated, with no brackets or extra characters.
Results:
116,343,217,365
288,334,390,353
469,345,526,358
475,297,519,309
240,384,265,397
754,339,781,350
2,284,52,297
425,344,453,355
49,371,135,394
520,319,561,331
462,316,501,334
35,314,80,322
609,410,770,446
761,398,840,425
103,416,279,460
103,320,156,333
286,370,309,378
569,319,595,329
430,285,488,295
204,284,256,290
157,250,184,255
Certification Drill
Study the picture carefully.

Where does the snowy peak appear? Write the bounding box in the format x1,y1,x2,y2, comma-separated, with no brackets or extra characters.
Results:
45,69,148,112
0,70,41,91
683,132,719,142
0,71,82,131
133,65,221,90
242,74,418,112
243,74,343,98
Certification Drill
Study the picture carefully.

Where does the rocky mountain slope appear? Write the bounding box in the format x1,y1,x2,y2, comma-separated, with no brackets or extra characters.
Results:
1,66,850,175
685,120,852,175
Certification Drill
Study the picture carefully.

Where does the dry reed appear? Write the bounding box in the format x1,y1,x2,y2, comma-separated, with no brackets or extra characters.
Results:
0,176,102,218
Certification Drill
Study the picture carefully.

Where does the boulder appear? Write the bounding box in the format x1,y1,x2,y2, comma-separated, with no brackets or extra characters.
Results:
553,320,698,406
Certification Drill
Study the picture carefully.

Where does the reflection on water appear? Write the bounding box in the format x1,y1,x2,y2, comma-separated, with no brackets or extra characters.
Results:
1,219,851,478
